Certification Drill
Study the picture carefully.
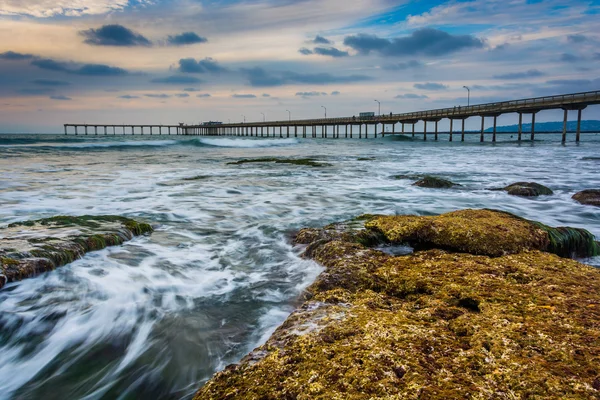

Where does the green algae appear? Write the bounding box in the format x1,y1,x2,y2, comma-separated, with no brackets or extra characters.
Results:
503,182,553,197
227,158,331,167
413,175,459,189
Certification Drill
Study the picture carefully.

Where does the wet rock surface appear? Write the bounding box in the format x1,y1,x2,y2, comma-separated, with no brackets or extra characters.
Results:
573,189,600,207
0,215,152,290
196,209,600,400
502,182,554,197
413,176,460,189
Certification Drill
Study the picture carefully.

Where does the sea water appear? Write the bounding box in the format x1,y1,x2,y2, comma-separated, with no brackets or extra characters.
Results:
1,133,599,399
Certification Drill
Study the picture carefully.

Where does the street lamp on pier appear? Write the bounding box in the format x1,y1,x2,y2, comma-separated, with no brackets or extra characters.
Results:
463,86,470,106
261,112,265,122
286,109,291,121
242,115,246,123
321,105,327,118
374,99,381,115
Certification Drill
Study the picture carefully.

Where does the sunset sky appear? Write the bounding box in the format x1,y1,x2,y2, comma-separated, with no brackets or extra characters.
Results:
1,0,599,132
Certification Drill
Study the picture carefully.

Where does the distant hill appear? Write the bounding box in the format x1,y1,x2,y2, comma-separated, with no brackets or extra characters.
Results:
486,120,600,132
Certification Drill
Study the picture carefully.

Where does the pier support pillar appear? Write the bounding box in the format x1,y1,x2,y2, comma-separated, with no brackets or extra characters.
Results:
95,126,98,135
75,126,78,135
64,125,67,135
562,109,568,143
412,123,415,138
402,123,405,134
392,123,396,135
449,119,453,142
531,113,536,141
576,109,582,143
480,116,485,142
493,116,497,143
518,113,523,142
359,124,362,139
423,121,427,141
350,125,353,138
461,119,466,142
434,121,438,141
374,123,378,139
104,126,107,135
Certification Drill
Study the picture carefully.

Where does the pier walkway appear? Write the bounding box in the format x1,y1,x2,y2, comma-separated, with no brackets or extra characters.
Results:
65,90,600,143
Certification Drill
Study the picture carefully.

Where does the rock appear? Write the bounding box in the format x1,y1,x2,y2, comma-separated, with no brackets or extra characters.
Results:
227,158,331,167
572,189,600,207
413,176,459,188
0,215,152,290
195,209,600,400
503,182,553,197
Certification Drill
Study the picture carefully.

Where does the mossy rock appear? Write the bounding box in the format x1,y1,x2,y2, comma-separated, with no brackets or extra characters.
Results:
365,209,598,258
503,182,553,197
197,212,600,399
413,176,459,188
1,215,152,290
227,158,331,167
572,189,600,207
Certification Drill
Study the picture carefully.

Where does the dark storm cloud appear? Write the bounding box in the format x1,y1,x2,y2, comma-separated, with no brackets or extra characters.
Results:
567,34,588,44
343,28,485,57
414,82,448,90
395,93,428,99
0,51,35,60
151,76,203,84
32,79,70,86
560,53,580,63
31,58,68,72
382,60,424,70
313,47,349,58
298,47,313,55
178,58,227,73
49,95,72,100
167,32,208,46
119,95,139,99
232,94,257,98
313,35,331,45
493,69,544,80
80,24,152,47
240,67,371,87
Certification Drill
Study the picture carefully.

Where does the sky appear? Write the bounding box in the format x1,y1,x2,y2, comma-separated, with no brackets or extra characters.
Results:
1,0,599,132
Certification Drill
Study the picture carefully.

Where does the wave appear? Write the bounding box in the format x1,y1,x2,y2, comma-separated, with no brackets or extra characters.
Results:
192,138,300,148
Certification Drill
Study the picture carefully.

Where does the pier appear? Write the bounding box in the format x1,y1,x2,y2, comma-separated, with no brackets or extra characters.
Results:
65,90,600,143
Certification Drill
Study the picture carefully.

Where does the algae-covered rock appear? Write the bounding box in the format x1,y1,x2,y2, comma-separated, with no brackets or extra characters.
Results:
573,189,600,207
227,158,331,167
413,175,459,188
0,215,152,290
365,209,598,258
503,182,553,197
196,210,600,400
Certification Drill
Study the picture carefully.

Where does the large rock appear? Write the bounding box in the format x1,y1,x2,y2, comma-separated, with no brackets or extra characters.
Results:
413,176,460,189
196,209,600,400
573,189,600,207
0,215,152,290
503,182,553,197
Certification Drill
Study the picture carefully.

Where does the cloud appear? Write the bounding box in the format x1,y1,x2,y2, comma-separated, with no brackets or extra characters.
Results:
296,91,328,97
241,67,371,87
395,93,428,99
31,58,128,76
382,60,424,70
178,58,227,73
313,35,331,45
232,94,257,98
167,32,208,46
313,47,349,58
49,95,71,100
414,82,448,90
0,0,152,17
560,53,580,63
594,53,600,60
0,51,35,60
567,34,588,44
493,69,545,80
183,88,201,92
175,93,190,98
151,76,202,84
299,47,313,55
80,25,152,47
331,91,340,95
32,79,70,86
18,88,55,95
343,28,485,57
119,95,139,99
262,93,270,97
196,93,211,98
145,94,170,98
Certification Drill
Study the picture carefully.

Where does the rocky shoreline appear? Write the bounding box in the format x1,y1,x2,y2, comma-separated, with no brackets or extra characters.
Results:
0,215,153,290
196,209,600,399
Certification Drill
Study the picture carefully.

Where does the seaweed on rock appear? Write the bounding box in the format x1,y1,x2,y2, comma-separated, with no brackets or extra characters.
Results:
413,176,459,189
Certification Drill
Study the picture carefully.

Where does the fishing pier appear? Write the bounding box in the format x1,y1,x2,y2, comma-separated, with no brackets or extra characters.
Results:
64,91,600,143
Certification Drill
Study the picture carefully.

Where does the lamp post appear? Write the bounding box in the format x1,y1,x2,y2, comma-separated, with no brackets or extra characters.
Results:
463,86,470,107
286,109,291,122
241,114,246,123
261,112,265,122
374,99,381,115
321,105,327,118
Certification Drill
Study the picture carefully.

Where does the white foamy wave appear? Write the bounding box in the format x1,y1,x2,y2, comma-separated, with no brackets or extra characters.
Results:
0,140,178,149
196,138,299,148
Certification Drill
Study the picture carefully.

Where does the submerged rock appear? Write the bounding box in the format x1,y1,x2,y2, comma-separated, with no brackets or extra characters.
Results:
196,209,600,399
503,182,553,197
0,215,152,290
413,175,459,188
573,189,600,207
227,158,331,167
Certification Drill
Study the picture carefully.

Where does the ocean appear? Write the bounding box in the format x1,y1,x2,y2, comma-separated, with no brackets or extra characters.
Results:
1,132,599,399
